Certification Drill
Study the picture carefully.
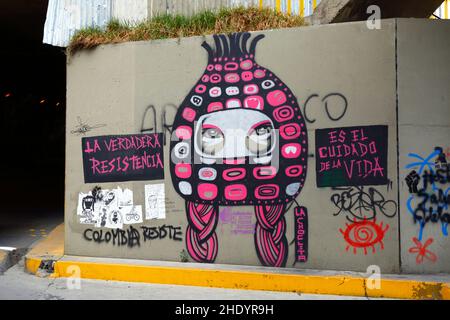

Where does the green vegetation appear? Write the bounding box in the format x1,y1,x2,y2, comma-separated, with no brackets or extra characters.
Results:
68,6,307,55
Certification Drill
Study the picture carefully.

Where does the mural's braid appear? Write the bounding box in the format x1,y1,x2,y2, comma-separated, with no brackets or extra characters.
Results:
186,201,219,263
254,204,288,267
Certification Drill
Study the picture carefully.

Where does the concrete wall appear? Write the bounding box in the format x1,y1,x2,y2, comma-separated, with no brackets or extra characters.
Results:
65,18,449,274
397,19,450,273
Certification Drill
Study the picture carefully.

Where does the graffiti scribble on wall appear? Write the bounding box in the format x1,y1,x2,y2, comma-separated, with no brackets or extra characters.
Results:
303,93,348,124
70,116,106,135
405,147,449,240
141,104,178,145
315,125,388,187
339,219,389,255
330,186,397,221
408,237,437,264
82,133,164,183
169,32,308,267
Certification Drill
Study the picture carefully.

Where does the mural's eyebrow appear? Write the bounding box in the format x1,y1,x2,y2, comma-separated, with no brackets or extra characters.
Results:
219,34,229,57
249,34,265,56
213,34,222,58
241,33,251,55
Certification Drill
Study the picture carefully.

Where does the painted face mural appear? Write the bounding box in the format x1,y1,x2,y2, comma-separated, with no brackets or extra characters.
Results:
169,32,308,267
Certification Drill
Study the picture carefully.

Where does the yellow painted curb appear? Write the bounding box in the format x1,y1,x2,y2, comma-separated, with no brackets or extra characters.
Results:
25,256,43,275
24,257,448,300
24,223,449,300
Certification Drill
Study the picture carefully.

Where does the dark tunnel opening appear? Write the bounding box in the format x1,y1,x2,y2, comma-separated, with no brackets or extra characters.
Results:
0,0,65,220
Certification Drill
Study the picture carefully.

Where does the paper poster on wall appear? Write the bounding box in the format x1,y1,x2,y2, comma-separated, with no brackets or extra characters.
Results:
145,183,166,219
123,205,143,224
315,125,388,187
117,187,133,206
81,133,164,183
77,186,145,228
77,192,98,225
103,206,124,229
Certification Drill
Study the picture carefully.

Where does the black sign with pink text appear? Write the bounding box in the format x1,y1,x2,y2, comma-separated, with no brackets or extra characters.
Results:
315,125,388,187
82,133,164,183
294,206,308,263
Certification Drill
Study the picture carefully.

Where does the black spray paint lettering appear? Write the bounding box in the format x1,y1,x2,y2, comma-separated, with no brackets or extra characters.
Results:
141,225,183,241
414,189,450,224
83,225,183,247
330,186,398,221
421,166,450,190
83,226,141,248
412,166,450,225
140,104,178,145
303,93,348,123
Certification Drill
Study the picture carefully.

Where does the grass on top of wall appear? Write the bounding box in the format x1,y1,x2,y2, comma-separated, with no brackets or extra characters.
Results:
67,6,307,55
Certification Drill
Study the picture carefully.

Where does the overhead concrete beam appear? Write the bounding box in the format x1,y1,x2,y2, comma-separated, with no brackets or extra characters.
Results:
309,0,444,25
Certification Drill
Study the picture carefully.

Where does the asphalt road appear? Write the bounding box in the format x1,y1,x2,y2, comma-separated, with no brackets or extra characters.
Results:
0,208,62,250
0,173,64,250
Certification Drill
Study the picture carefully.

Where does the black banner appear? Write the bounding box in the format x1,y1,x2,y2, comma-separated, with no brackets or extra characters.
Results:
294,206,308,263
315,125,388,187
82,133,164,183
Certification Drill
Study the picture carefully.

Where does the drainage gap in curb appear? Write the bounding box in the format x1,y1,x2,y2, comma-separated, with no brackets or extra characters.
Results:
38,259,56,275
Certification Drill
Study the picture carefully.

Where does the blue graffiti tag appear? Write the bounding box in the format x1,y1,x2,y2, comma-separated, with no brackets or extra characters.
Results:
405,149,449,240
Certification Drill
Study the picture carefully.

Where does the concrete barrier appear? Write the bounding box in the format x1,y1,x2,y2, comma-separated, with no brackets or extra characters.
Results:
65,18,450,275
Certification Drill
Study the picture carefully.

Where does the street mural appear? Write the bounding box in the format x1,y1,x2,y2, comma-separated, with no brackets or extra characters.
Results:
169,32,308,267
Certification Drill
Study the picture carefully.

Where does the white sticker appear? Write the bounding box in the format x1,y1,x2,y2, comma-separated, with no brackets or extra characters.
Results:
145,183,166,219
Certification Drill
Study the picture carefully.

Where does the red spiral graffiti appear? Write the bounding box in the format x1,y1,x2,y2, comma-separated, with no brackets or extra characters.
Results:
340,219,389,255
